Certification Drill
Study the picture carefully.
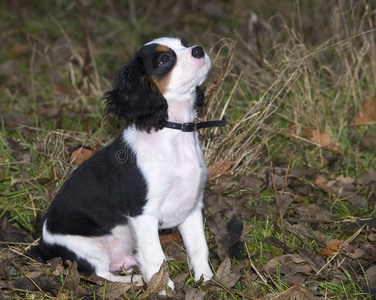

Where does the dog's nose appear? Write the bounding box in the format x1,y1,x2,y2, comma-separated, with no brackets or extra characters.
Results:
192,46,204,59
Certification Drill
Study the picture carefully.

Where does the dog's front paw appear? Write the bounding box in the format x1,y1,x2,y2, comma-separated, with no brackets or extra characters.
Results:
195,269,213,282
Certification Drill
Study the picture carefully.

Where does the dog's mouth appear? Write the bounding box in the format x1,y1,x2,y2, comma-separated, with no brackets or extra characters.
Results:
181,59,211,88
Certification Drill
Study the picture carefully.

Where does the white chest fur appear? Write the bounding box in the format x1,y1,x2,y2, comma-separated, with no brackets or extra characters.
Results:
122,128,207,228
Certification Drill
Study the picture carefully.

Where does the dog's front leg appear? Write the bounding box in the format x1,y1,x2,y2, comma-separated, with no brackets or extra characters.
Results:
178,208,213,281
130,215,173,289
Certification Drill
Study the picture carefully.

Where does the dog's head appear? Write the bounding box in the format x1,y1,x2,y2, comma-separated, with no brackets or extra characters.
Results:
103,37,211,132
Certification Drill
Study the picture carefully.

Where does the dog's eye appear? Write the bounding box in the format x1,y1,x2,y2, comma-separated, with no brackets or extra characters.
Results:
158,55,171,66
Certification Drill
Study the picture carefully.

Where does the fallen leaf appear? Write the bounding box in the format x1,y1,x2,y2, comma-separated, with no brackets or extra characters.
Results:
306,128,339,151
208,160,232,180
297,248,328,278
0,260,18,277
64,260,81,291
10,44,30,56
214,257,241,288
139,260,169,299
159,231,182,244
363,265,376,297
353,94,376,125
95,281,133,300
326,239,343,251
185,285,206,300
314,175,332,194
359,168,376,185
0,211,33,243
236,174,263,193
70,146,97,165
319,239,344,257
286,223,315,241
335,174,354,185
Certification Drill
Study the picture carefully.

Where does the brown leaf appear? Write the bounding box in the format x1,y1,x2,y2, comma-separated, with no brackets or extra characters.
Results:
297,248,328,278
359,168,376,185
326,239,343,251
314,175,332,194
353,94,376,125
64,260,81,291
70,147,97,165
10,44,31,56
214,257,241,288
319,239,344,257
139,260,169,299
185,285,206,300
208,160,232,180
306,128,338,151
0,260,18,277
95,282,133,300
236,174,263,193
159,231,182,245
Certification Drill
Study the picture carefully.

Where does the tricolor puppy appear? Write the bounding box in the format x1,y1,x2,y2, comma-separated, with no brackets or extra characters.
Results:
30,37,214,287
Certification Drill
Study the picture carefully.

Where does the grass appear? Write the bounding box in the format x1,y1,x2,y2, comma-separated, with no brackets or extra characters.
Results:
1,0,376,299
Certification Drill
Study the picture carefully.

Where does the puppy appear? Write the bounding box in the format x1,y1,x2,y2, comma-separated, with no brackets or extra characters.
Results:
30,37,214,287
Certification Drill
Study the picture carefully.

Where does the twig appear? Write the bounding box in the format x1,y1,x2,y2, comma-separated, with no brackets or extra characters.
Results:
5,104,61,129
10,259,43,293
245,243,268,284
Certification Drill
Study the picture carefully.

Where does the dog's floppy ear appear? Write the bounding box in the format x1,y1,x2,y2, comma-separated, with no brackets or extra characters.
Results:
195,86,205,107
103,52,168,132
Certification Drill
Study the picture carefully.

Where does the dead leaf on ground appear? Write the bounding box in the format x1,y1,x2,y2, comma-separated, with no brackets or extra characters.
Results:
297,248,328,278
70,146,98,165
95,282,133,300
185,285,206,300
139,260,169,299
285,223,316,241
359,168,376,185
305,128,339,152
352,94,376,126
293,204,333,222
0,211,34,243
314,175,333,194
64,260,81,291
10,44,31,56
208,160,232,180
213,256,241,289
159,231,182,245
319,239,343,257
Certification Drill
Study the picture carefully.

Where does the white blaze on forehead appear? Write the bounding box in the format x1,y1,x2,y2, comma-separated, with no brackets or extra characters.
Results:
145,37,186,50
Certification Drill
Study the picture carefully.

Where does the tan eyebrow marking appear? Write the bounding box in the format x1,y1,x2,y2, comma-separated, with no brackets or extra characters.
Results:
156,45,169,52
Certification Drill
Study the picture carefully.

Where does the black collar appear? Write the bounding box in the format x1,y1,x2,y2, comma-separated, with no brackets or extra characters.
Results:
164,119,227,132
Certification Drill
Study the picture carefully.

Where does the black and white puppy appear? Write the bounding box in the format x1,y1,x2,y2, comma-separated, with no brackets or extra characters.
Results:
30,37,213,287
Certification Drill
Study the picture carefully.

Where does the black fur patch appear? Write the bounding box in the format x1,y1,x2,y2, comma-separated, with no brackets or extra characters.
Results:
103,44,177,132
